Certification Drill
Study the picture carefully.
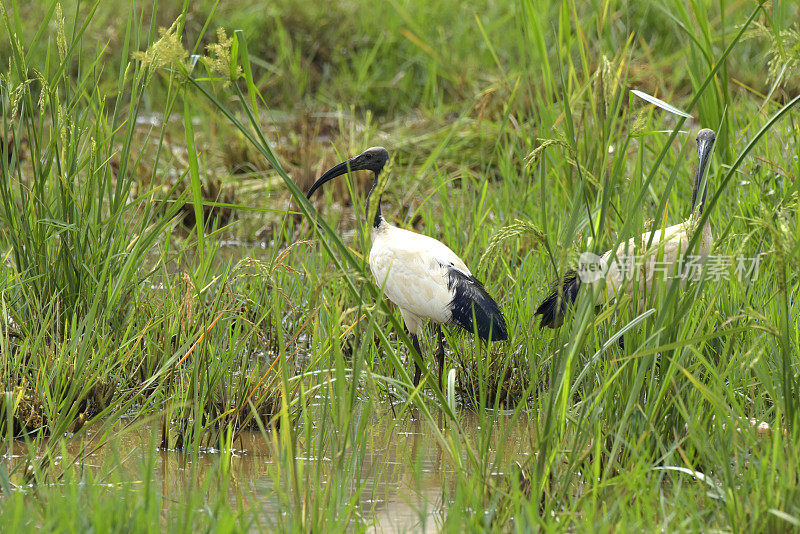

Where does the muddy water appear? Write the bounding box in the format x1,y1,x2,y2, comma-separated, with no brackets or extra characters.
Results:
33,405,534,532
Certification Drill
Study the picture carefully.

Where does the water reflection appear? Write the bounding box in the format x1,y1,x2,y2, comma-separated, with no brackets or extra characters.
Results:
8,404,534,531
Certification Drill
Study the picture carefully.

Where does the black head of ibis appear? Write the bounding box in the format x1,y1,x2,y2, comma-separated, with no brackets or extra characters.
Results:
307,147,390,228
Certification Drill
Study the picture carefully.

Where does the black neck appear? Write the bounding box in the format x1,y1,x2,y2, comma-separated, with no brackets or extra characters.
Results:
690,137,713,218
366,176,383,228
691,183,707,216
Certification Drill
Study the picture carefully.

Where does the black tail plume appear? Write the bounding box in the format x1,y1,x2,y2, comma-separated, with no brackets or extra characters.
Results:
535,269,581,329
447,269,507,341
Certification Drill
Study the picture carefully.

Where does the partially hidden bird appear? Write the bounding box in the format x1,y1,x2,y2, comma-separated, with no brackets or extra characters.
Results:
307,147,507,386
536,128,717,329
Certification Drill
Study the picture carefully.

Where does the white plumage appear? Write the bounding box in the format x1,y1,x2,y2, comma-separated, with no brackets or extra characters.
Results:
589,216,713,306
536,128,717,330
307,147,507,386
369,223,469,334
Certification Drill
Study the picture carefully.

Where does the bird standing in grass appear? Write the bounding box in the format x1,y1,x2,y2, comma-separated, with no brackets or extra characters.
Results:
536,128,717,330
307,147,507,387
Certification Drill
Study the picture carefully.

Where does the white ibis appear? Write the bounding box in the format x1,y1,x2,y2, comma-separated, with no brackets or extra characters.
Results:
536,128,717,330
307,147,507,386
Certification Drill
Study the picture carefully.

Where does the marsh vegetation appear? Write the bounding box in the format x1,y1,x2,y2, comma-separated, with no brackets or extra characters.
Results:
1,0,800,530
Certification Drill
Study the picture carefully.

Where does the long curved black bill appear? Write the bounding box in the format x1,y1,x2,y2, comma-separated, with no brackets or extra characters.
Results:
306,160,351,199
691,130,716,214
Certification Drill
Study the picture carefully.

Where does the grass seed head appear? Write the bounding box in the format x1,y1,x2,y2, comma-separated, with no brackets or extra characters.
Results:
56,3,67,61
205,28,241,84
133,17,189,80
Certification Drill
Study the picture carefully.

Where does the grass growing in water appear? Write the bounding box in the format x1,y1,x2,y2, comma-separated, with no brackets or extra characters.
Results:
1,0,800,530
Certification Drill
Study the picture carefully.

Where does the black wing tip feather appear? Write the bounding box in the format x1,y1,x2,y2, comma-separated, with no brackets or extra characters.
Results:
446,268,507,342
535,269,581,329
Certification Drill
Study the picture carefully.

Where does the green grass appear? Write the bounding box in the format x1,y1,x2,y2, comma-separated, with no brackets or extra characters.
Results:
2,0,800,530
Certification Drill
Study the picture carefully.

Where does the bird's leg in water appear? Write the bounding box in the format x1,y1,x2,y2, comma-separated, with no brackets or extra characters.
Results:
410,333,423,386
435,326,446,389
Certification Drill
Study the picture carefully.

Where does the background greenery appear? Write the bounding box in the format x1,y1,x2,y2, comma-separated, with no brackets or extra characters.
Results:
1,0,799,530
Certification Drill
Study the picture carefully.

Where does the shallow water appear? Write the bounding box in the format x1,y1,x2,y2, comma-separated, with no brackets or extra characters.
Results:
10,404,533,532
